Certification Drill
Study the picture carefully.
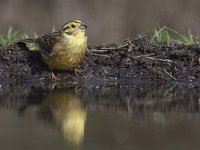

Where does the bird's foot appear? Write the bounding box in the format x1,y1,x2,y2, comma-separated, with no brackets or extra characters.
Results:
75,68,83,76
51,71,59,80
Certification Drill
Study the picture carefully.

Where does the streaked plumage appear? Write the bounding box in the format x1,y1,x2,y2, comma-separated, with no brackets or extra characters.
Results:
20,20,88,78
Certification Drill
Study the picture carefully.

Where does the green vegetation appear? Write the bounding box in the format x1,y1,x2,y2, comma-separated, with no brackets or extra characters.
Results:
0,26,199,49
0,27,19,46
0,27,39,50
151,25,199,44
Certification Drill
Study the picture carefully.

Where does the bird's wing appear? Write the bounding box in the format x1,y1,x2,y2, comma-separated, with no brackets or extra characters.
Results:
35,32,60,54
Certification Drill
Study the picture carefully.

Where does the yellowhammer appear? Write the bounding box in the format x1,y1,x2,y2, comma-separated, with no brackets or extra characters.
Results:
42,91,87,145
20,20,88,79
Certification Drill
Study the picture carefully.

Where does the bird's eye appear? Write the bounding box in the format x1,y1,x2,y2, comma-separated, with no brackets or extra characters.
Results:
71,24,75,28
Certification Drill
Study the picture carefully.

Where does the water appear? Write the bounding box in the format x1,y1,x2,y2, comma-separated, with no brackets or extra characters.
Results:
0,82,200,150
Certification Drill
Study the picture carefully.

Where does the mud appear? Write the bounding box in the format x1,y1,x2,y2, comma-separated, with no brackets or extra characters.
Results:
0,37,200,83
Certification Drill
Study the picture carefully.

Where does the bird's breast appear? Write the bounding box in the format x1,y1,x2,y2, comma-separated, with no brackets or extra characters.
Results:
42,40,87,70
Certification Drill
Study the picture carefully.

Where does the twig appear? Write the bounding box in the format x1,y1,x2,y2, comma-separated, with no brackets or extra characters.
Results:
118,43,129,48
134,53,155,59
89,53,110,57
146,56,173,63
118,39,131,48
89,49,109,53
162,68,177,80
134,34,147,40
99,47,119,50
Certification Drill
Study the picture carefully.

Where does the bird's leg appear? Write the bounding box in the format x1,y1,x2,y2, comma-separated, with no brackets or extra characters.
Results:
75,68,82,76
51,71,57,79
49,68,57,79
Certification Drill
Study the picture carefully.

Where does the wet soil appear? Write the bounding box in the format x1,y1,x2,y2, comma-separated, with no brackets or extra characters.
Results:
0,37,200,83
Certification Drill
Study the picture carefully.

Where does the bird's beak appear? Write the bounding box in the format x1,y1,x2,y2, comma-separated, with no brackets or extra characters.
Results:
80,23,87,29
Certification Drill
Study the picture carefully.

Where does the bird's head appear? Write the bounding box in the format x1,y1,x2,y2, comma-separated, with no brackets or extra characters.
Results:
60,20,87,39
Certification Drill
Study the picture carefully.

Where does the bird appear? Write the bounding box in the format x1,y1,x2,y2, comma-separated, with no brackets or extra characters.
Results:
19,20,88,79
41,90,87,145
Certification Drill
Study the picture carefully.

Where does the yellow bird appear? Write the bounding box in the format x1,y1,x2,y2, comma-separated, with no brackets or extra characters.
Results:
20,20,88,79
41,90,87,145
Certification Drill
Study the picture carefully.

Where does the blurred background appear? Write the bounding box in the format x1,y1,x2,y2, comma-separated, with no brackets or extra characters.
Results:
0,0,200,44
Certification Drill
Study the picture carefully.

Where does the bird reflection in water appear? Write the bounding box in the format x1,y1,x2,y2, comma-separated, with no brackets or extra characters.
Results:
41,90,87,145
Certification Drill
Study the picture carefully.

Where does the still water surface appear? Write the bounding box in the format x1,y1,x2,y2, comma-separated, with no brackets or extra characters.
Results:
0,83,200,150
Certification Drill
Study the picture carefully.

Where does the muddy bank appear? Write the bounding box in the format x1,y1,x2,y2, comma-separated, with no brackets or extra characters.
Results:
0,37,200,83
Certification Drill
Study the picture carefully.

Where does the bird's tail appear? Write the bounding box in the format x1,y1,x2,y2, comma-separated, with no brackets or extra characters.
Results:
18,38,36,44
16,39,38,51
